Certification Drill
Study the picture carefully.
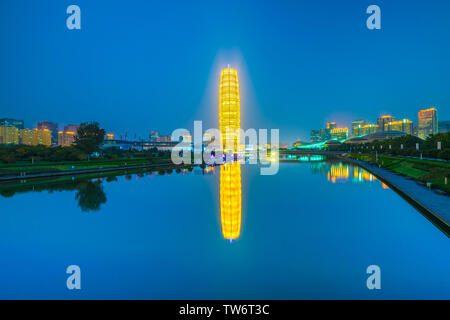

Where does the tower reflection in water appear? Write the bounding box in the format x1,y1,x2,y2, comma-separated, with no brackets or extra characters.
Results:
218,67,242,242
220,162,242,242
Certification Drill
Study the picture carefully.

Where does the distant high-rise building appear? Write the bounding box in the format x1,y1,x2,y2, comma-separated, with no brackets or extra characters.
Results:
330,128,348,140
351,119,367,136
310,130,322,143
438,121,450,133
58,131,77,147
377,115,394,132
0,126,19,144
319,128,331,141
149,130,159,142
19,129,33,145
38,121,58,145
384,119,413,135
358,124,378,136
158,135,172,142
20,128,51,146
219,68,240,152
418,108,438,139
0,118,24,130
326,122,336,130
413,125,418,137
64,124,79,133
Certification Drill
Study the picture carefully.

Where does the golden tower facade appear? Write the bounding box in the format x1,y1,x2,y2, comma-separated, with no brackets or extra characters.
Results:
219,68,240,153
220,162,242,240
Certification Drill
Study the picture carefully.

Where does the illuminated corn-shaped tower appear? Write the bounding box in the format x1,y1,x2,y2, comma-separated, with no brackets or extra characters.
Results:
220,162,242,241
219,68,240,153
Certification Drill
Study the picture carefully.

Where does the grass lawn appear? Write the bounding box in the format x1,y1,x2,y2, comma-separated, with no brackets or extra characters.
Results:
0,157,172,177
347,153,450,194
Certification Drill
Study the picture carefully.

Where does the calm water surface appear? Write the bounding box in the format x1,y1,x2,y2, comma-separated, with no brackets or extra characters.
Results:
0,159,448,299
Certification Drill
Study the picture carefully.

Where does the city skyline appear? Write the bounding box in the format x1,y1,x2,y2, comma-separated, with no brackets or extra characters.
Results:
1,0,450,142
1,104,447,146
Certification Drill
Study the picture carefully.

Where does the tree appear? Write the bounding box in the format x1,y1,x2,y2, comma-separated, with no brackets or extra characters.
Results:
74,122,105,160
75,180,107,211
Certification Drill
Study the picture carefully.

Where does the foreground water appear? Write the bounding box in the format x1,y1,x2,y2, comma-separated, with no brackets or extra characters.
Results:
0,160,448,299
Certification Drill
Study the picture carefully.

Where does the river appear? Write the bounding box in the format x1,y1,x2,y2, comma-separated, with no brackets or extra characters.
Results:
0,159,448,299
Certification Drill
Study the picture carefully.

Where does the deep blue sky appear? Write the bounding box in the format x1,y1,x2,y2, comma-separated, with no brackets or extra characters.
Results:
1,0,449,142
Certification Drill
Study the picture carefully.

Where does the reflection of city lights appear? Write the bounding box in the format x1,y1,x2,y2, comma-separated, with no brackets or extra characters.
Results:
381,182,389,189
328,163,349,183
220,162,241,241
352,167,376,183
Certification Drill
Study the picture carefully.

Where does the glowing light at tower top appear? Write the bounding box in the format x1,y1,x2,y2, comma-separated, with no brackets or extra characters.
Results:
219,67,241,153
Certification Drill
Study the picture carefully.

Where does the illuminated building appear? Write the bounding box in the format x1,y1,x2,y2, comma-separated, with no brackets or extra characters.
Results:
219,67,240,153
37,121,58,145
0,118,24,130
326,122,336,130
292,140,307,147
418,108,438,139
364,131,406,142
344,136,368,144
19,128,51,146
0,126,19,144
310,130,321,143
19,129,33,145
330,127,348,140
384,119,413,134
58,131,77,147
351,119,367,136
220,162,241,241
34,129,51,146
105,133,115,141
357,124,378,136
149,130,159,142
319,128,331,141
64,124,79,133
158,135,172,142
377,115,394,132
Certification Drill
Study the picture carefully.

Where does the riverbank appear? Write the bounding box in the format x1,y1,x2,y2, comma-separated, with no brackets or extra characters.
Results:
341,155,449,236
0,158,194,182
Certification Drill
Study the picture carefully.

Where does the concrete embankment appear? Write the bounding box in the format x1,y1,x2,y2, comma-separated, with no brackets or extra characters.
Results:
340,156,449,237
0,162,190,182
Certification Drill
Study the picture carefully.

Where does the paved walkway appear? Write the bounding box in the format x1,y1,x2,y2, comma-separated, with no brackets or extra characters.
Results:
342,157,450,234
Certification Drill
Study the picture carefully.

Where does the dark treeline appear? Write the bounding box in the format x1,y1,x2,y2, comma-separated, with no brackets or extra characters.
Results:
0,121,174,164
327,132,450,160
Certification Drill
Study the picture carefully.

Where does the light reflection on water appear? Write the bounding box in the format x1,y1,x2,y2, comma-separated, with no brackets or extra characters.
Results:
0,159,448,299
